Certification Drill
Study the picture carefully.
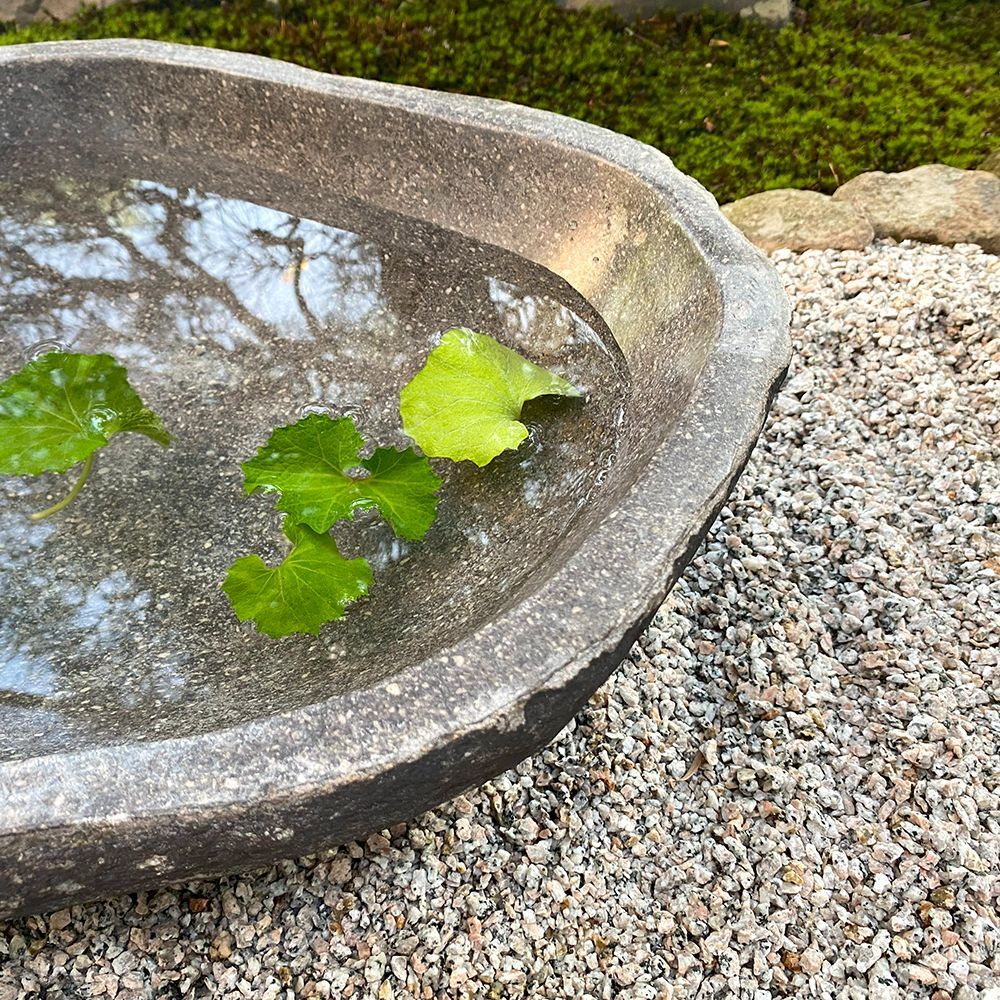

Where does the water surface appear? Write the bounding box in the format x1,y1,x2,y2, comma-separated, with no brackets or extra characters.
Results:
0,146,629,762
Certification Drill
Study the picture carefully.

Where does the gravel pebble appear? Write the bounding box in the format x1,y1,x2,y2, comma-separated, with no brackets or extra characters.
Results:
1,240,998,998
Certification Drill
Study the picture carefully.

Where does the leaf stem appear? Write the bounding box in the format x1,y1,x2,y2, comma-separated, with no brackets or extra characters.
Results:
30,454,95,521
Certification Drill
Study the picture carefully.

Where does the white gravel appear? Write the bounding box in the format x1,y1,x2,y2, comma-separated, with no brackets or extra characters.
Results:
1,240,998,999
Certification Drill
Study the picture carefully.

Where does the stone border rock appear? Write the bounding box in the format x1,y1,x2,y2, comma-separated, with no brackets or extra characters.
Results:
559,0,792,26
2,0,795,27
721,189,873,254
0,0,113,26
722,161,1000,256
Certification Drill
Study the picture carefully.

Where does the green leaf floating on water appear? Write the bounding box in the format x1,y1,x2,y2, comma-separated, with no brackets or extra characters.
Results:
242,412,442,540
0,351,171,475
399,328,581,467
223,520,373,638
0,351,171,519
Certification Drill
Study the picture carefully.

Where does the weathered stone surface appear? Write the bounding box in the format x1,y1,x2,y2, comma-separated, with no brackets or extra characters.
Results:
0,0,118,25
833,164,1000,254
3,0,794,24
721,189,874,253
559,0,792,25
0,40,790,918
7,0,787,25
978,149,1000,177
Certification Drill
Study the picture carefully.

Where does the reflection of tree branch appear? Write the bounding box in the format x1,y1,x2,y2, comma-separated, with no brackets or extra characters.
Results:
0,249,131,348
156,188,327,341
0,176,388,365
57,183,270,344
115,222,271,344
2,244,133,301
0,690,52,710
290,234,321,339
0,193,274,357
124,187,279,341
279,219,327,337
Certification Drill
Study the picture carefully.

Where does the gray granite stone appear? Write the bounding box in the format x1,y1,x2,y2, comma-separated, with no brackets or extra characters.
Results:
0,39,789,918
561,0,792,23
0,0,117,25
3,0,795,26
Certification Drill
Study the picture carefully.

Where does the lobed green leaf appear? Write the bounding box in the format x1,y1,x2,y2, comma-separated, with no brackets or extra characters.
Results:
222,520,372,638
0,351,170,477
399,328,580,467
242,412,441,540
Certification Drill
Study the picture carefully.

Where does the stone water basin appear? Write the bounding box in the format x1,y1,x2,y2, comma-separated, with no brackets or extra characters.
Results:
0,40,789,916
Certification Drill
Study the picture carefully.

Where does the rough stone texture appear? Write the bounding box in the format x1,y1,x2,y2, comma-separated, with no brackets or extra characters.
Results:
979,149,1000,177
560,0,793,24
0,240,997,998
0,41,789,917
721,189,874,253
833,164,1000,254
0,0,118,25
3,0,795,25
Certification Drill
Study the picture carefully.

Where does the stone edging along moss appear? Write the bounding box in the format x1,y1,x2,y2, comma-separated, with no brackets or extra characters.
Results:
722,158,1000,256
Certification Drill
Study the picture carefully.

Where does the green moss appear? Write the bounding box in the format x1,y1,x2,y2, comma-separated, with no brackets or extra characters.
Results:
2,0,997,202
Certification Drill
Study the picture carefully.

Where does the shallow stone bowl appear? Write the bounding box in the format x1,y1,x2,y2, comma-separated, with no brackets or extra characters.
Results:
0,40,789,917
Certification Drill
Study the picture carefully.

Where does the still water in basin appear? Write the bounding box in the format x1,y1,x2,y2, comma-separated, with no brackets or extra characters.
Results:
0,148,629,762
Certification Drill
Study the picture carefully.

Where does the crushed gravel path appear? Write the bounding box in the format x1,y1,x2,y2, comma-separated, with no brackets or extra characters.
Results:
1,240,998,999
